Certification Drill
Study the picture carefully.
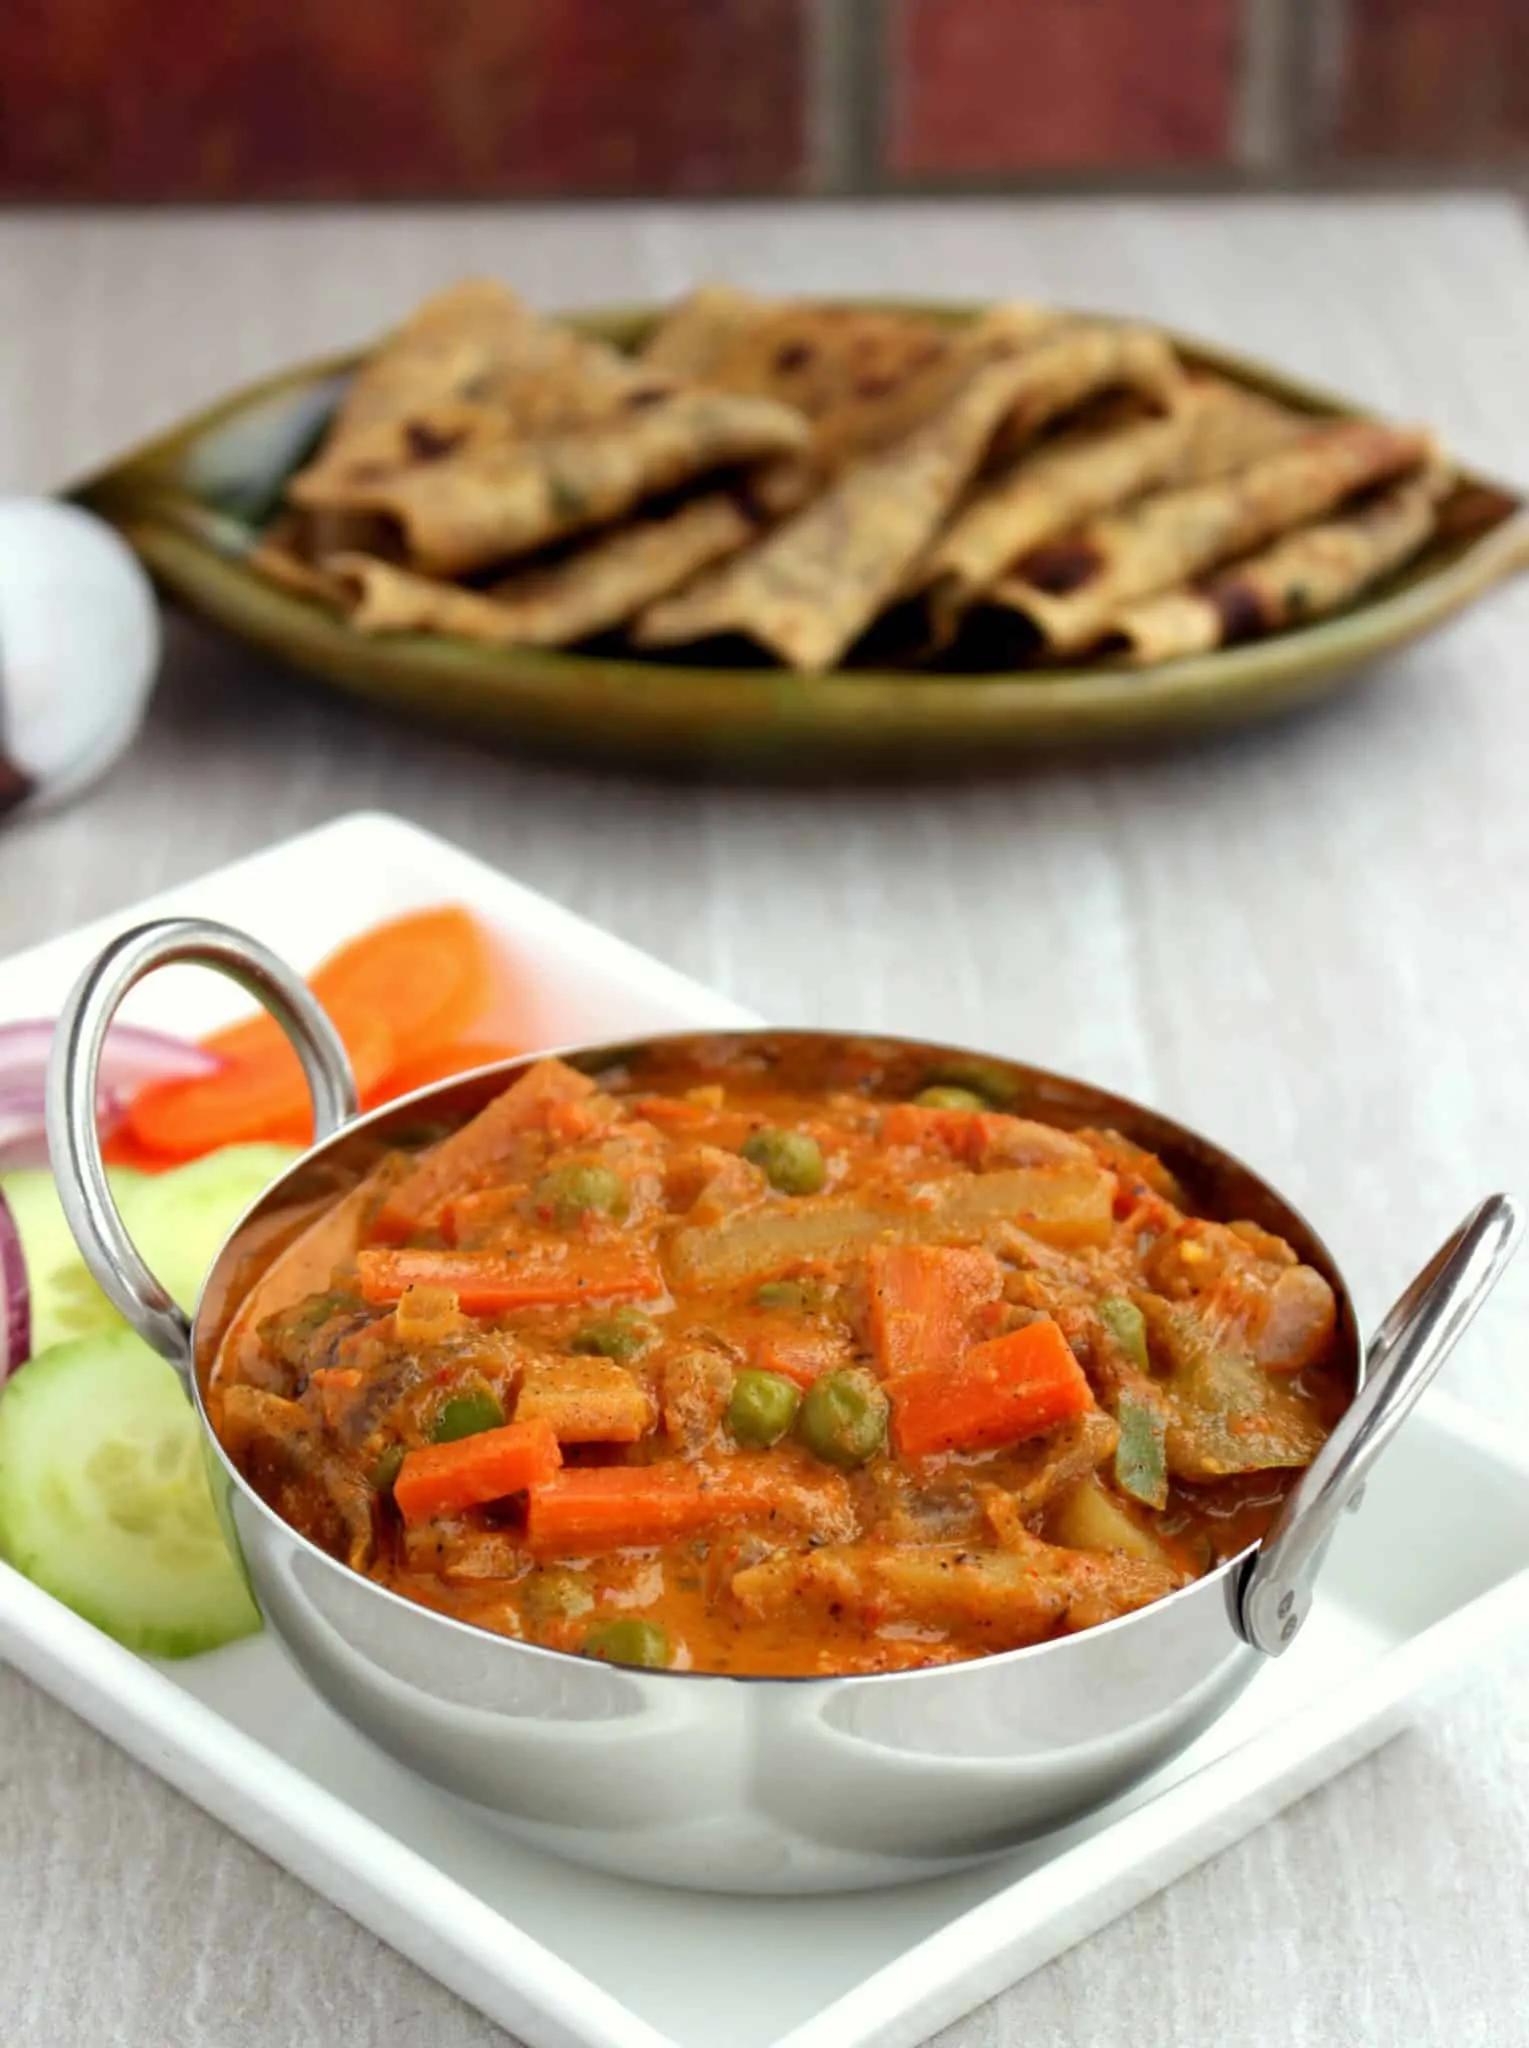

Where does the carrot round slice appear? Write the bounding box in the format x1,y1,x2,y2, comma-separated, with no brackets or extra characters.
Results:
100,1127,179,1173
309,907,497,1068
125,1008,395,1156
366,1037,524,1109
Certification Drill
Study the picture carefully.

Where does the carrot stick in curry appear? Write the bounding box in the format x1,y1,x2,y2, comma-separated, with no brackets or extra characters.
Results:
525,1462,847,1553
889,1318,1094,1458
525,1467,736,1551
372,1055,598,1241
393,1418,563,1525
865,1244,1003,1379
356,1246,665,1313
880,1102,986,1157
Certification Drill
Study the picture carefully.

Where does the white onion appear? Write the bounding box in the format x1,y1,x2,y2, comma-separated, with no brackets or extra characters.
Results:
0,499,161,815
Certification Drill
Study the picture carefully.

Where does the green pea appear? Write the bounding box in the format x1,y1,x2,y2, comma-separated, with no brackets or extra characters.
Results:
430,1388,506,1443
727,1370,802,1448
571,1307,656,1361
920,1058,1014,1107
797,1369,888,1470
292,1289,360,1333
754,1279,807,1312
520,1569,594,1623
369,1442,405,1494
584,1617,672,1669
534,1162,628,1228
753,1277,832,1313
913,1085,987,1111
741,1127,825,1196
1098,1296,1151,1375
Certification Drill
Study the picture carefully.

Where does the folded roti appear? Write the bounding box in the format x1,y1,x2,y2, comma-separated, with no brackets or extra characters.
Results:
978,322,1185,464
1101,466,1450,664
640,284,771,379
326,492,756,646
643,289,1059,471
643,291,1068,523
915,378,1300,642
291,401,516,502
634,329,1185,673
293,279,675,504
324,557,540,642
247,516,349,605
296,389,808,576
979,419,1435,657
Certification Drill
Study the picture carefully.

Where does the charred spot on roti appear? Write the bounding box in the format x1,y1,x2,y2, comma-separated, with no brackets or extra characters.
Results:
1209,581,1268,643
1019,543,1104,596
405,422,466,462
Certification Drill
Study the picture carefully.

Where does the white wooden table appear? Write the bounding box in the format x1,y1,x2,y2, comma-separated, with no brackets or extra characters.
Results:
3,196,1529,2048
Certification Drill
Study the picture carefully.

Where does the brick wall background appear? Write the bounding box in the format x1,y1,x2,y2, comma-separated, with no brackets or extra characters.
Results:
0,0,1524,202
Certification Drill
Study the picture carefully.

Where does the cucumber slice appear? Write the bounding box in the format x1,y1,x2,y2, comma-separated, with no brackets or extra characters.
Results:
0,1327,261,1656
1,1143,298,1360
123,1143,301,1316
1,1166,146,1353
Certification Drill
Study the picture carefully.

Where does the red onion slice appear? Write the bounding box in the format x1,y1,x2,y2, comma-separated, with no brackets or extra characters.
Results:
0,1020,213,1172
0,1122,50,1171
0,1020,209,1358
0,1184,30,1377
0,1019,220,1096
0,1087,125,1172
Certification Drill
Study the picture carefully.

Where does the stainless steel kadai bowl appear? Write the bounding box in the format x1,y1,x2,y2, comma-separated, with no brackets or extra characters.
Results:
47,919,1523,1895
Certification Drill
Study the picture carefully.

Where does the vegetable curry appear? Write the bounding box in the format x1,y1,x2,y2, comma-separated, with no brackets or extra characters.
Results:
208,1039,1349,1678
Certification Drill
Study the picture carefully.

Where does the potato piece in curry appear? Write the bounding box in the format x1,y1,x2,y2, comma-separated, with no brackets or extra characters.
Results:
207,1050,1347,1678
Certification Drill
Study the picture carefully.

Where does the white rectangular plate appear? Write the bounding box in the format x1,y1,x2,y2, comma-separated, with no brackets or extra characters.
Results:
3,811,1528,2048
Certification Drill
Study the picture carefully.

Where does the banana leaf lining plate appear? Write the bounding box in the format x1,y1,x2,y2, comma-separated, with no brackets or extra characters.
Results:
70,302,1529,778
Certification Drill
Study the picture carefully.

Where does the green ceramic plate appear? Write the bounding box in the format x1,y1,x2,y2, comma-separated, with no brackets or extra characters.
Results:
69,303,1529,778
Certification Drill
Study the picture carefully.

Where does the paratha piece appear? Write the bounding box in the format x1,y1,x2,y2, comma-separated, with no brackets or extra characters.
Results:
292,401,516,502
915,379,1300,643
641,284,789,381
977,418,1435,658
317,279,528,431
1102,465,1450,664
634,330,1186,673
292,279,675,504
247,515,350,604
977,321,1184,464
643,290,1067,522
324,557,535,642
642,289,1058,475
326,492,756,646
301,389,808,576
